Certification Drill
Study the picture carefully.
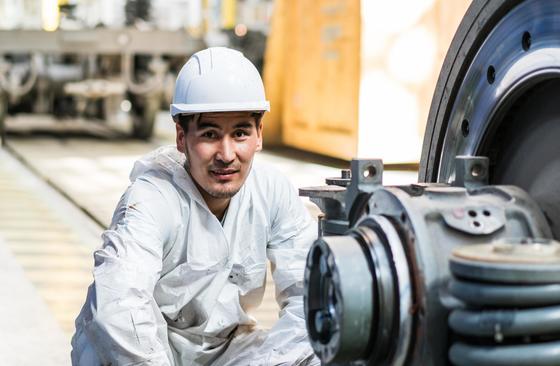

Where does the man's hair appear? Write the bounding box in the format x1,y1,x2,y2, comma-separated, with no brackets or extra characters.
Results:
175,112,263,133
175,114,197,132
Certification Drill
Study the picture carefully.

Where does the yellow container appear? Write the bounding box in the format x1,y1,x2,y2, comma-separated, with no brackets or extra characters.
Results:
264,0,471,163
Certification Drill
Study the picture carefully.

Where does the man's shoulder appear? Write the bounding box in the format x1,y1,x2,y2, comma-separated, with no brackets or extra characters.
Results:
250,161,293,190
127,146,186,196
129,146,185,182
123,174,176,212
126,166,183,209
248,162,298,213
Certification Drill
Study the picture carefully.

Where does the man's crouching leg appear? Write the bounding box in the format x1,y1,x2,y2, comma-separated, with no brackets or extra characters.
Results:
71,328,101,365
213,325,320,366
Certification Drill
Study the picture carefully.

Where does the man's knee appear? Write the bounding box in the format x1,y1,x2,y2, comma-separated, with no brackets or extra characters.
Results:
71,329,101,366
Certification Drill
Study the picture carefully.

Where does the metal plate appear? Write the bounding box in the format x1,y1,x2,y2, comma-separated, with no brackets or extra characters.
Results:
453,240,560,264
449,341,560,366
450,256,560,285
450,279,560,307
449,305,560,337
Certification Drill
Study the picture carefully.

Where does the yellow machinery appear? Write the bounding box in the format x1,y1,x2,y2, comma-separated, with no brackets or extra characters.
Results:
264,0,472,163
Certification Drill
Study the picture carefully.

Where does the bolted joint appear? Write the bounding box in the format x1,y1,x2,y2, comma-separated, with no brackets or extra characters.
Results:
351,159,383,187
453,156,489,189
345,159,383,220
325,169,352,187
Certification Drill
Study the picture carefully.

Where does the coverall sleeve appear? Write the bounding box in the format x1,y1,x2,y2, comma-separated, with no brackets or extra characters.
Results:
71,178,174,365
262,176,320,365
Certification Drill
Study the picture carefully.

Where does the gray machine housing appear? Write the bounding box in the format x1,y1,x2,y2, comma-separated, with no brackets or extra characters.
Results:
302,157,557,365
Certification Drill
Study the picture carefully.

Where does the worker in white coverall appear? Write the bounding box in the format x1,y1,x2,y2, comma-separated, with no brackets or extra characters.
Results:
71,47,320,366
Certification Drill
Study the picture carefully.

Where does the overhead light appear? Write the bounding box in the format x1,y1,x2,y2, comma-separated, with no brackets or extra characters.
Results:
41,0,59,32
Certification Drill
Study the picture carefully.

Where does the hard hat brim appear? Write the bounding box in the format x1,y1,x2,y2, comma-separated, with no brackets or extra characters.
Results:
170,101,270,117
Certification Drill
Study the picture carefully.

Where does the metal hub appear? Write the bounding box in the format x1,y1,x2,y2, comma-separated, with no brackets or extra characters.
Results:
304,214,412,365
304,235,374,363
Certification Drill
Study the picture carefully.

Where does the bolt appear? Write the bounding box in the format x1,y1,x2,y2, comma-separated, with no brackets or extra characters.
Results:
315,310,333,336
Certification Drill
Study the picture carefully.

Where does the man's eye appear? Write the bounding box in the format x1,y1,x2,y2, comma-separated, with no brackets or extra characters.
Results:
234,130,249,138
202,131,216,139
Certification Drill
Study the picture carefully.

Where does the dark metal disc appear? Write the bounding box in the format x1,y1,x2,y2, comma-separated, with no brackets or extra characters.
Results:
419,0,560,238
420,0,524,182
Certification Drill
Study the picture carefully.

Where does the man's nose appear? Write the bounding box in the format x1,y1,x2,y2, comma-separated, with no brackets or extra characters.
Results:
216,137,236,164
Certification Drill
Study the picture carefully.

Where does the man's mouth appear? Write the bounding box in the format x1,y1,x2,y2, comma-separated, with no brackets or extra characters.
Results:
210,169,240,180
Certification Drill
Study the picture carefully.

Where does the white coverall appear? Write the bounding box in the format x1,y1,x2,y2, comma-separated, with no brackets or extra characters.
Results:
71,146,319,365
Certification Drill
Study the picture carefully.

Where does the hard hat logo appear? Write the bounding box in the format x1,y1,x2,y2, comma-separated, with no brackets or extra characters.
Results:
170,47,270,117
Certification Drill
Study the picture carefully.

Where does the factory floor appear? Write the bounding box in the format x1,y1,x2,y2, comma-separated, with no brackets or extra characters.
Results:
0,112,418,364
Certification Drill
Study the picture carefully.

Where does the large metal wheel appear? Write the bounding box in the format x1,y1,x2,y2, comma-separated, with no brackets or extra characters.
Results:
419,0,560,237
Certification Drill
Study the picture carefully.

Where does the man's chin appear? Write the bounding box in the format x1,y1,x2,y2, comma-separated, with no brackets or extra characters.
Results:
206,186,240,199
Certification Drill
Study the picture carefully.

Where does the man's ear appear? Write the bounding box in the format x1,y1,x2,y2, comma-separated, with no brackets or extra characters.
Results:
176,122,186,153
256,120,264,152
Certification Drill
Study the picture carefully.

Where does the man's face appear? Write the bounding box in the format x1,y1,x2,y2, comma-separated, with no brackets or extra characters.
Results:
176,111,263,202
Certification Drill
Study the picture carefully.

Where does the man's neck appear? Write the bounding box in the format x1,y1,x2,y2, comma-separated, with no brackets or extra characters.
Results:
187,171,231,220
204,195,230,221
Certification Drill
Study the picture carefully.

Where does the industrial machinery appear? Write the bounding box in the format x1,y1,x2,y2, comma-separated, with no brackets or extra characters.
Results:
0,0,272,143
0,28,203,141
301,0,560,364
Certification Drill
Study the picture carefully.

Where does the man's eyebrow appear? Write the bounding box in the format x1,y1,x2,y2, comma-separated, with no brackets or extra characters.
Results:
196,121,220,130
234,121,254,129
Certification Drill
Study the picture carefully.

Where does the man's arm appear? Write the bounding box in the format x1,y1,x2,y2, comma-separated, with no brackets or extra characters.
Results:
261,174,320,365
71,178,174,365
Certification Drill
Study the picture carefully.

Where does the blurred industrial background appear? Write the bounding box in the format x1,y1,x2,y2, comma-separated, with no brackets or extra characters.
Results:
0,0,474,162
0,0,472,364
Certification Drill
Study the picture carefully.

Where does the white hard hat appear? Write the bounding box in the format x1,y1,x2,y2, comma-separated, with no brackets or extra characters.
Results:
170,47,270,117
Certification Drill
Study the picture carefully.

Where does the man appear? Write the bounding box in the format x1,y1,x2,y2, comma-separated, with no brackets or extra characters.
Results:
71,47,319,365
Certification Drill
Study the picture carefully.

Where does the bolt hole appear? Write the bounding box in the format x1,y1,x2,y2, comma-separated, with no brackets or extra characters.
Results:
522,31,532,51
331,288,338,306
468,210,477,217
363,165,377,179
487,65,496,84
471,164,485,178
473,221,481,228
461,119,470,137
483,210,491,216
